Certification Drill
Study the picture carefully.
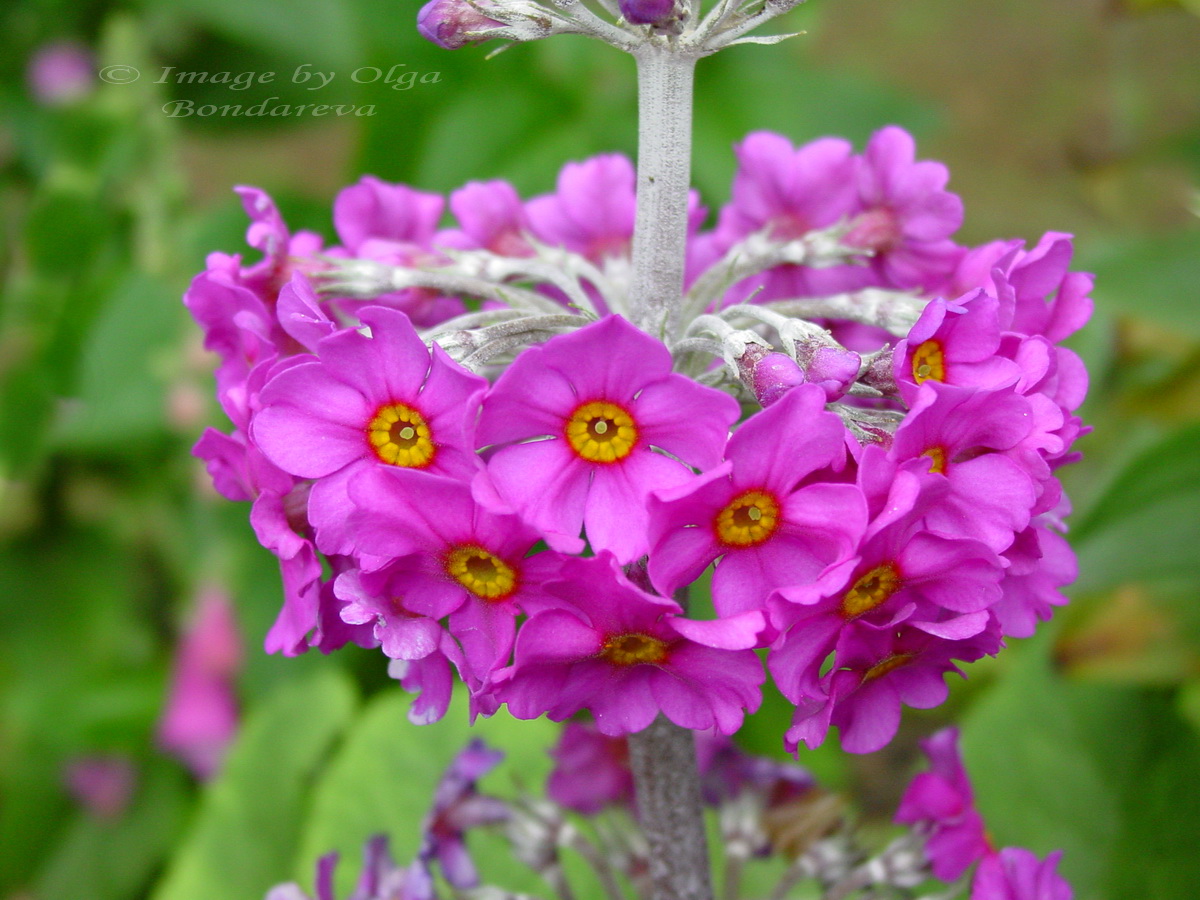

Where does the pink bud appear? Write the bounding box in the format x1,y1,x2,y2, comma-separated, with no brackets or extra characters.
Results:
418,0,504,49
27,41,94,106
619,0,677,25
750,352,806,407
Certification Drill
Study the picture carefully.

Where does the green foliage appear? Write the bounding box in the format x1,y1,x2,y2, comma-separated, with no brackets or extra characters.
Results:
152,669,359,900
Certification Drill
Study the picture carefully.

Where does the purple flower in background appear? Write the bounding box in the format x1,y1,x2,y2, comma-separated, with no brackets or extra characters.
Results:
158,586,242,779
418,0,505,50
420,739,510,887
478,315,740,562
27,41,94,105
843,125,964,293
267,835,436,900
971,848,1073,900
437,180,535,256
64,755,136,820
547,720,635,814
895,728,991,880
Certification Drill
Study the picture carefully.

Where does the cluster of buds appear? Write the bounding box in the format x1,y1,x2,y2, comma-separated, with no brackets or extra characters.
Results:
188,123,1088,754
414,0,809,53
267,726,1071,900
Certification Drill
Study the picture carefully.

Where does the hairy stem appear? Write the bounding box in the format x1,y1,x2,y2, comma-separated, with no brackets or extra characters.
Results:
628,717,714,900
629,46,697,339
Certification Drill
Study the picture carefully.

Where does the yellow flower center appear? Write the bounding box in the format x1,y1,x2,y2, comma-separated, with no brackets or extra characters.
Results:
444,545,518,600
715,490,781,547
861,652,915,684
565,400,638,463
601,632,670,666
923,446,947,474
840,563,902,618
911,340,945,384
367,403,436,468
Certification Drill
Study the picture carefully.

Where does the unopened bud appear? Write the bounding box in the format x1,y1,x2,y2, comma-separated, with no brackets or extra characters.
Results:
742,350,806,408
418,0,505,49
799,345,860,401
619,0,677,26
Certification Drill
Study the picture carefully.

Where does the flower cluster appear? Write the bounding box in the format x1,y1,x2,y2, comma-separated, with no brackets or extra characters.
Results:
188,125,1089,755
270,725,1070,900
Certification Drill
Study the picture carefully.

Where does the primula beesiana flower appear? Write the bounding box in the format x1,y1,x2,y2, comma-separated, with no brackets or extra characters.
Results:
894,290,1021,404
971,848,1073,900
895,728,991,881
648,384,866,617
267,835,435,900
783,621,1001,754
436,180,535,257
252,306,487,556
547,721,636,814
343,466,570,683
842,125,964,293
492,554,765,735
477,315,740,562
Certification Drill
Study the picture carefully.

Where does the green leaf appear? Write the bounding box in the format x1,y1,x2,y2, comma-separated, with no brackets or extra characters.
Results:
151,668,358,900
167,0,361,70
1082,229,1200,337
961,633,1199,899
50,272,183,453
34,762,190,900
296,688,558,898
1069,422,1200,591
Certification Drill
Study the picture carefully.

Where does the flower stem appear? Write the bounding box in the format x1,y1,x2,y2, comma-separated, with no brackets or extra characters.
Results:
628,716,714,900
628,44,697,340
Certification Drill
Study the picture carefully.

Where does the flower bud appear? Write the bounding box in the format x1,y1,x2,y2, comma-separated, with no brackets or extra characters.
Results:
800,345,860,401
740,349,806,408
418,0,505,49
619,0,677,26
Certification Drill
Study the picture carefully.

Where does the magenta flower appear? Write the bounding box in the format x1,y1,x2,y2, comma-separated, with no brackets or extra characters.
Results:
27,41,94,105
344,466,569,683
436,180,534,257
989,521,1074,639
707,131,858,304
267,836,435,900
252,306,486,556
889,382,1043,552
768,462,1002,706
648,384,866,617
477,316,740,562
492,554,765,735
843,125,964,293
895,290,1021,404
782,622,1001,754
547,721,635,814
971,848,1073,900
895,728,991,881
526,154,640,263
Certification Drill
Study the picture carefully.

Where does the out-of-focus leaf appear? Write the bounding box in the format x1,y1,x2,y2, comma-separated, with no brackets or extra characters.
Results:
34,761,190,900
1101,702,1200,900
1068,422,1200,591
166,0,361,71
1083,229,1200,337
151,668,358,900
961,633,1151,899
296,688,557,898
51,272,182,452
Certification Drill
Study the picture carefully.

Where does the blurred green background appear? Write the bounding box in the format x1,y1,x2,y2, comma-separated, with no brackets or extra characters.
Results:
1,0,1198,898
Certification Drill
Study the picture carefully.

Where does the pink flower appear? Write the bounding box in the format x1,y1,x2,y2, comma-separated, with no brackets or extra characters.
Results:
971,848,1073,900
477,316,740,563
648,384,865,617
895,728,991,880
252,306,486,556
491,554,765,735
